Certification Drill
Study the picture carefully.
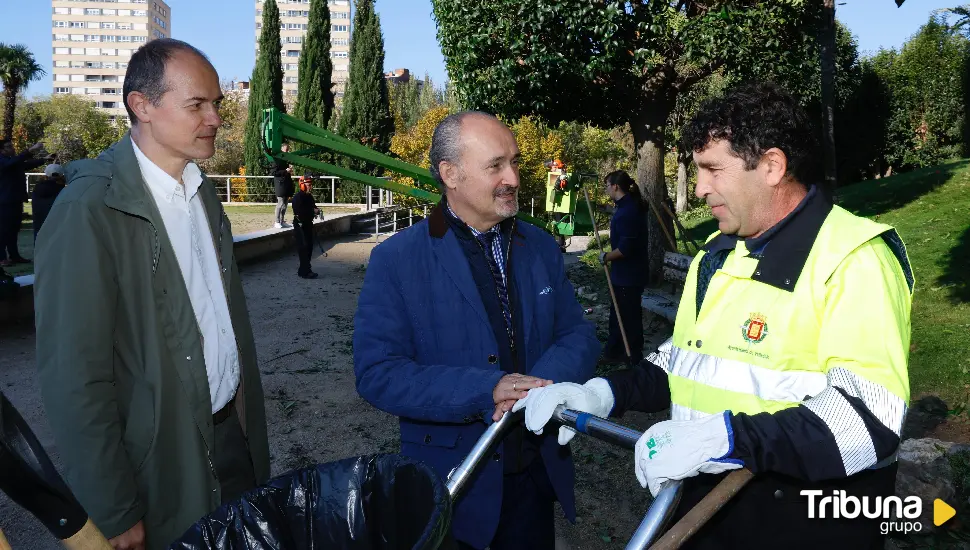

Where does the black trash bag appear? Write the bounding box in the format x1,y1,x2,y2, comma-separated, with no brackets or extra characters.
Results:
171,454,454,550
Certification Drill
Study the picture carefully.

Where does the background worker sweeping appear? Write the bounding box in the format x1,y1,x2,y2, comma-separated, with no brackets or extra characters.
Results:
514,81,914,549
597,170,649,365
291,175,320,279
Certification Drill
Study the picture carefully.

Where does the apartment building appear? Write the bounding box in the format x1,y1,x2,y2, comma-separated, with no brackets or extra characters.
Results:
255,0,352,106
51,0,171,122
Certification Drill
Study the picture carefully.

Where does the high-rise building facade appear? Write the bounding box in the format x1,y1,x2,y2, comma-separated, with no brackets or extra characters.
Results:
255,0,352,107
51,0,171,122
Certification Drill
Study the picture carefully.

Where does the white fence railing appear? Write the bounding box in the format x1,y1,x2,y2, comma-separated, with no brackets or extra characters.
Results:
25,173,399,208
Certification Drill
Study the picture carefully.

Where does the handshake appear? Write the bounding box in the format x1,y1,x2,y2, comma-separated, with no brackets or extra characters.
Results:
510,379,742,496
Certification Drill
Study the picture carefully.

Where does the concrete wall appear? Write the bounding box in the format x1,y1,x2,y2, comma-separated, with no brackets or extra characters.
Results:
1,211,365,326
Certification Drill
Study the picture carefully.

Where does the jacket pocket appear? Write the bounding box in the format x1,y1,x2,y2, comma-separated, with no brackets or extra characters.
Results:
400,422,462,449
122,383,157,472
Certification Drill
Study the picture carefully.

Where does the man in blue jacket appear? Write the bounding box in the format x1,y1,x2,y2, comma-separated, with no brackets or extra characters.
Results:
353,111,599,550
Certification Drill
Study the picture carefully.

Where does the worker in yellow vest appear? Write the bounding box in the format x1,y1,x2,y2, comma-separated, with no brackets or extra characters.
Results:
514,81,913,548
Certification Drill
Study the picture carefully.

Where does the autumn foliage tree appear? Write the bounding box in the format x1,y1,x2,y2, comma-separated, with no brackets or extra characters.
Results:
432,0,821,279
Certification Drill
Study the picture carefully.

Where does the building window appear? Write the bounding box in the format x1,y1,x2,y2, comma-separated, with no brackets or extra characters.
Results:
55,74,69,82
53,21,67,28
332,38,348,46
102,22,116,29
332,11,348,19
104,9,117,15
286,50,300,57
134,23,147,30
54,7,69,14
54,87,71,94
133,10,147,16
332,25,348,32
85,8,101,15
332,51,348,59
54,60,69,68
119,9,132,16
54,33,69,41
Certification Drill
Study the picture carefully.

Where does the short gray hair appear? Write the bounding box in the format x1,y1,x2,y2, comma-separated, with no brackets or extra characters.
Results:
428,111,499,189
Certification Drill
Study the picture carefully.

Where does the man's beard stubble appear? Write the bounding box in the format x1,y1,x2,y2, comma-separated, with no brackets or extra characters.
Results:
494,184,519,218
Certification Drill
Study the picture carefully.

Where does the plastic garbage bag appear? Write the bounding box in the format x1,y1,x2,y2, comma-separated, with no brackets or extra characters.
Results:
171,454,455,550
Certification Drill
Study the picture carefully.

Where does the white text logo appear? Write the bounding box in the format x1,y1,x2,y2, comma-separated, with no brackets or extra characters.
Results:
801,490,923,535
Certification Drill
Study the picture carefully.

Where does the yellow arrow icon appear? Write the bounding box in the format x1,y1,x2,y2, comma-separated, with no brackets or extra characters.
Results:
934,499,956,527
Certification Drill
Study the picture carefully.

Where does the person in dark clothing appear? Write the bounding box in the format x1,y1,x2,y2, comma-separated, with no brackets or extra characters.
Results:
0,140,50,266
272,143,294,228
31,164,67,243
598,170,649,365
291,175,320,279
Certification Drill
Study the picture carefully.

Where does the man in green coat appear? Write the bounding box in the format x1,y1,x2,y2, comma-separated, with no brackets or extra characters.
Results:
34,39,270,550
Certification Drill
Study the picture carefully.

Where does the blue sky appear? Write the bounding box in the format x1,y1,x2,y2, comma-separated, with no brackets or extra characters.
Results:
0,0,961,99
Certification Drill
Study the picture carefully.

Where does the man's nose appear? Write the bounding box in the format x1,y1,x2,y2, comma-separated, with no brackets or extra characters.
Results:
695,171,711,199
503,166,520,188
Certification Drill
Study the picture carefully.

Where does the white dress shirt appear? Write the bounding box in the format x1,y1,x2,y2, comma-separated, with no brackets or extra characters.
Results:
131,137,240,413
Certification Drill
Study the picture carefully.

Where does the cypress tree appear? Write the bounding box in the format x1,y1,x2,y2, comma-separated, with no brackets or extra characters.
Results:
293,0,334,130
338,0,393,175
244,0,285,182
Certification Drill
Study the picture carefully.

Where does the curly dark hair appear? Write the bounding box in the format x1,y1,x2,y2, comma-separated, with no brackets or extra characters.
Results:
681,81,820,187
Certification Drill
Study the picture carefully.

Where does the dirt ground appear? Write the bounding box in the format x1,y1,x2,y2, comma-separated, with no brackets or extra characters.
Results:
0,230,672,549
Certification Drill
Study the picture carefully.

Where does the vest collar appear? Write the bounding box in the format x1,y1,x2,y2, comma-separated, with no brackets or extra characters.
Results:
702,185,833,292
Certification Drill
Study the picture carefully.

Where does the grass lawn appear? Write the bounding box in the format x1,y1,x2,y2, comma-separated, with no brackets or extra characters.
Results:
678,160,970,410
4,203,363,279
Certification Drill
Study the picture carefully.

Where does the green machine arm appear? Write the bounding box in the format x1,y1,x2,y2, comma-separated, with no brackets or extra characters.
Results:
261,107,545,227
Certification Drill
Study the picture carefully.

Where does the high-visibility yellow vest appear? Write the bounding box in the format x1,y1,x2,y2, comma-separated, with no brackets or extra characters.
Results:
667,205,913,422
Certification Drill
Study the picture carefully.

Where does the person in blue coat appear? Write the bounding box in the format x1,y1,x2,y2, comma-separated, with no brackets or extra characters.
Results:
353,111,600,550
598,170,649,365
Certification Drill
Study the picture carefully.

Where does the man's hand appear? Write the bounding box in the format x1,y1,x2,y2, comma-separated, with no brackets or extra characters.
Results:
109,521,145,550
634,411,743,497
491,374,551,422
512,379,614,444
28,142,44,154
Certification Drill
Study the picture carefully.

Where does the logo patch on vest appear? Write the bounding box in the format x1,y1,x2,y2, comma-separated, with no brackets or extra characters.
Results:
741,313,769,344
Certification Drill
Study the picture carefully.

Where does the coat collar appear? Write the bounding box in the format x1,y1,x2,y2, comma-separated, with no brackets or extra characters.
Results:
702,185,832,292
428,195,525,242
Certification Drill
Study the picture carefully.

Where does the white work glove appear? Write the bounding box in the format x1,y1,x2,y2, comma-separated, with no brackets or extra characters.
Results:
598,251,608,265
511,378,615,445
635,411,743,497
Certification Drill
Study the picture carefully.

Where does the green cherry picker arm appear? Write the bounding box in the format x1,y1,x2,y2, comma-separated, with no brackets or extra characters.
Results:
260,107,546,227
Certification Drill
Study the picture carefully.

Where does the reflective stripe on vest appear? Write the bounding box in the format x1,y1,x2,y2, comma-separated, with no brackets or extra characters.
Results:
666,345,827,420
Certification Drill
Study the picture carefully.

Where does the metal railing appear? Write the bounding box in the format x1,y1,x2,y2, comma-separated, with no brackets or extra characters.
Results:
24,173,395,209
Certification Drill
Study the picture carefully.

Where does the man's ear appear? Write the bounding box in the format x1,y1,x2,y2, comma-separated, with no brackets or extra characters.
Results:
126,91,152,125
761,147,789,188
440,160,463,192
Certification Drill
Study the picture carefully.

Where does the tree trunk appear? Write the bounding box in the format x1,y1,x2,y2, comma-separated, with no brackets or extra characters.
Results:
676,150,689,214
820,0,838,198
631,107,675,286
2,84,19,142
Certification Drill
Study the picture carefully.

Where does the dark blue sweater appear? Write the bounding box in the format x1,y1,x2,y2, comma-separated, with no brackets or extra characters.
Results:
609,193,649,287
442,202,539,474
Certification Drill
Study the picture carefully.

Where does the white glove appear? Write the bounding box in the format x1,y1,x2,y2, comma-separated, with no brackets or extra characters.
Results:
511,378,615,445
635,411,743,497
598,251,607,265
